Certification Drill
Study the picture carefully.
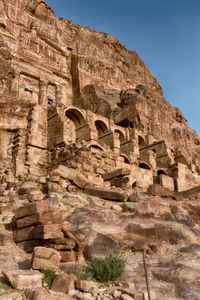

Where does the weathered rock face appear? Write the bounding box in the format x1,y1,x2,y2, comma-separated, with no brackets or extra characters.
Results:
0,0,199,195
0,2,200,299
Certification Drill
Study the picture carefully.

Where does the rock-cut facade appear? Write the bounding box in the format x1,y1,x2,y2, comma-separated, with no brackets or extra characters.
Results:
0,0,200,193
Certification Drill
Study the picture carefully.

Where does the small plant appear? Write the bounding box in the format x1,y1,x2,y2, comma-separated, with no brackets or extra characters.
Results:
74,266,94,281
41,269,56,289
121,203,130,213
74,252,127,283
0,282,11,291
0,282,18,296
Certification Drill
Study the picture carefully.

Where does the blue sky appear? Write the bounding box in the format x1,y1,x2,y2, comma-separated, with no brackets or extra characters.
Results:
47,0,200,136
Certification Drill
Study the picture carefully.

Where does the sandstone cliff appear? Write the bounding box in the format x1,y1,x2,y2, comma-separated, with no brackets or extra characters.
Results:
0,2,200,299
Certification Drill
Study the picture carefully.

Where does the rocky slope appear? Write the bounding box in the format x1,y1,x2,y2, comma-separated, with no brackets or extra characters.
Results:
1,186,200,299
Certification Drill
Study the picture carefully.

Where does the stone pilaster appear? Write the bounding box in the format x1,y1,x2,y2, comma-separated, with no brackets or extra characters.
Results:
10,72,20,97
39,80,47,107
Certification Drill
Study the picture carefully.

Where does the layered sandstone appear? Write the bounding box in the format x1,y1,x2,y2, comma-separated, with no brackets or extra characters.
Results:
0,2,200,299
0,0,199,194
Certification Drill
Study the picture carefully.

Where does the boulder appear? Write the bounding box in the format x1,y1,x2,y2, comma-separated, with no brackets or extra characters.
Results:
14,202,61,219
102,168,130,181
25,288,76,300
32,247,61,272
51,165,77,181
51,273,76,293
16,210,62,229
0,231,13,246
84,185,128,202
73,173,89,188
0,204,13,215
148,184,173,197
2,270,43,289
59,251,76,262
75,279,100,292
14,224,64,242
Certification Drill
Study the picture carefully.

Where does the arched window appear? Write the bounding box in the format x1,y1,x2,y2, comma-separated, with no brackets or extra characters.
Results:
89,144,104,151
65,109,86,129
138,136,146,150
115,130,126,145
95,120,109,137
120,155,130,164
157,169,167,176
95,120,112,148
139,162,151,170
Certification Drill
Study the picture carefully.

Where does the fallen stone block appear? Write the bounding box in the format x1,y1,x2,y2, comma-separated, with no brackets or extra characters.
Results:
59,250,76,262
102,168,130,181
44,238,76,250
129,191,139,202
16,210,62,229
2,270,43,289
14,202,60,219
84,185,128,202
121,294,133,300
88,175,104,186
51,273,76,293
0,205,13,215
14,226,35,242
51,165,77,181
14,224,64,242
0,231,14,246
54,242,76,251
35,224,64,240
75,279,100,292
122,289,145,300
32,247,61,272
73,173,89,188
148,184,173,197
25,288,76,300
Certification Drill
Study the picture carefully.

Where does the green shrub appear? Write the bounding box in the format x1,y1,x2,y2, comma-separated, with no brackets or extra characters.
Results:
0,282,12,291
74,252,127,283
121,203,130,212
74,266,94,281
41,269,56,288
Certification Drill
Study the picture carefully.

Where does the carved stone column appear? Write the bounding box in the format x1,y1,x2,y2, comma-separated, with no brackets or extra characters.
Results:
39,80,47,106
10,71,20,97
56,84,63,106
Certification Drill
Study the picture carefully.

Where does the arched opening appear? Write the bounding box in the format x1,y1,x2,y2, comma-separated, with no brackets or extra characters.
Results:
89,145,104,151
65,109,86,129
138,136,146,150
95,120,109,137
132,181,137,188
114,130,126,145
95,120,113,148
156,169,168,185
157,169,167,176
139,162,151,170
120,154,130,164
65,109,89,142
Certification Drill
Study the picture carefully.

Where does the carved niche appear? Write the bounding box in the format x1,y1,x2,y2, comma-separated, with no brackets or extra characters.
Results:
19,74,39,104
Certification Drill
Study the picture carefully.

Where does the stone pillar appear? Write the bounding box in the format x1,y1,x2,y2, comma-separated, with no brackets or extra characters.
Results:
56,84,64,106
112,132,120,154
39,80,47,107
10,72,20,97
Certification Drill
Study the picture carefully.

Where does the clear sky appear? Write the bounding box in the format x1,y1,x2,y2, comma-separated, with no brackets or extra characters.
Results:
47,0,200,136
